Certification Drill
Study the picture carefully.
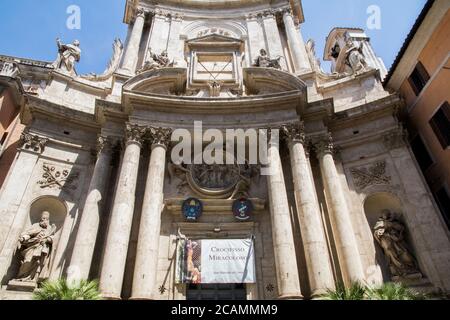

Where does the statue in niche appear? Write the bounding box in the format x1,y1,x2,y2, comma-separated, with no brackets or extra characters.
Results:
253,49,281,70
139,48,174,73
373,210,421,279
344,39,369,74
54,38,81,75
13,211,56,283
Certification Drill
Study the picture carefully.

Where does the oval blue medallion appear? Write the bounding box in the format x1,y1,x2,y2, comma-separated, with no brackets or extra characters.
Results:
182,198,203,221
232,198,253,221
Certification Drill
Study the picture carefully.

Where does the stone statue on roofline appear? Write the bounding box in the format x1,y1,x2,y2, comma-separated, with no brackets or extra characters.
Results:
344,38,369,74
54,38,81,75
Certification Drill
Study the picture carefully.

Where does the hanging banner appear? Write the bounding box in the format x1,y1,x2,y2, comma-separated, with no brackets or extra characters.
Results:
175,239,256,284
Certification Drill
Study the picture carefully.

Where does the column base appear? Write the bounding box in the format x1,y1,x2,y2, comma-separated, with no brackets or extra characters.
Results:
310,289,329,300
129,296,156,301
101,294,122,300
277,294,304,300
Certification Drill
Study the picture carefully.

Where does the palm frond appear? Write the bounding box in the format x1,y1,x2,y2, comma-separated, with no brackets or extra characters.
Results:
367,282,426,300
33,278,102,300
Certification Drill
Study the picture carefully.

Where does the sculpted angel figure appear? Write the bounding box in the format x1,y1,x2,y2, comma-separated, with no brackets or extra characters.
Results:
344,39,369,74
253,49,282,70
139,49,174,73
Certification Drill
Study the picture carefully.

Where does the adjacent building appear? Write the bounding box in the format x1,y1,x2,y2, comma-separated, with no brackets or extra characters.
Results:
385,0,450,230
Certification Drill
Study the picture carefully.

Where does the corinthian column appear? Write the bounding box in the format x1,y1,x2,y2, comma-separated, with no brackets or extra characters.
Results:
131,127,172,300
265,130,303,299
68,136,114,283
281,123,335,297
282,9,311,73
121,8,146,74
99,124,145,299
315,134,365,285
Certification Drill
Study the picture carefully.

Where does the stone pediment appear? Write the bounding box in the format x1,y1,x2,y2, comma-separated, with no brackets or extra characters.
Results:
243,67,307,96
186,34,244,50
122,67,187,96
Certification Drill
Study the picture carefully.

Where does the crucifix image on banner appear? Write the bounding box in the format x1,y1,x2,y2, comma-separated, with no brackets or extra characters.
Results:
175,239,256,284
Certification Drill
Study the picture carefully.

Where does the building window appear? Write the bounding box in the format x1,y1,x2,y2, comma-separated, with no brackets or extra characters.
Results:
429,102,450,149
410,134,433,172
408,61,430,96
434,187,450,230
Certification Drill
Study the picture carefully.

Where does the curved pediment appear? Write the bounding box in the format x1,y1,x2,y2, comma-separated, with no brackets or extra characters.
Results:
123,67,187,96
243,67,307,95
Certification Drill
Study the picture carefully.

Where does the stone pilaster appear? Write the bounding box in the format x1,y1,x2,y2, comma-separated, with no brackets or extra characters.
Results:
261,11,287,70
0,131,48,281
99,124,145,299
314,133,365,285
266,130,303,299
131,127,172,300
281,9,311,73
121,8,146,74
282,123,335,297
67,135,114,283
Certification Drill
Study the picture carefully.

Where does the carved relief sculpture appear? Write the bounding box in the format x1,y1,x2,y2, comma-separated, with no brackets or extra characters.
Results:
54,38,81,75
350,161,391,190
37,164,79,190
373,210,422,279
253,49,282,70
13,211,56,284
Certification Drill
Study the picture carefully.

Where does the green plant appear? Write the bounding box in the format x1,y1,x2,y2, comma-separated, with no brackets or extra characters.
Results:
321,282,367,300
33,278,102,300
366,282,426,300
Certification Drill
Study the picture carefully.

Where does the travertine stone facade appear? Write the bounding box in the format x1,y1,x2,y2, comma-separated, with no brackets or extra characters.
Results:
0,0,449,300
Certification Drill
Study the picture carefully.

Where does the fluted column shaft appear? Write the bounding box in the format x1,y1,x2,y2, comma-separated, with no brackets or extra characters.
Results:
121,9,146,73
266,137,303,299
68,136,113,283
282,123,334,297
282,10,311,73
315,135,365,285
99,125,145,299
131,128,171,300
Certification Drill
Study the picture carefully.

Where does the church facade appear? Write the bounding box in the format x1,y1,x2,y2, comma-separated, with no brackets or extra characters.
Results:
0,0,449,300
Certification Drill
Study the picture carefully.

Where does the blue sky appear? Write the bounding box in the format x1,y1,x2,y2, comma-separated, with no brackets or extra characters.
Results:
0,0,427,74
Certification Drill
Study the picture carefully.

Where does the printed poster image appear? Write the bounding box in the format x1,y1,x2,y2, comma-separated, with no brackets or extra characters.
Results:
175,239,256,284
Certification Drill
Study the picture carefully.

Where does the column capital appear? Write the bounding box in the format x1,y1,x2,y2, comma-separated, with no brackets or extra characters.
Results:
281,7,293,17
314,133,334,157
125,123,146,146
383,126,408,150
281,122,306,145
135,8,147,19
19,130,48,154
148,127,172,149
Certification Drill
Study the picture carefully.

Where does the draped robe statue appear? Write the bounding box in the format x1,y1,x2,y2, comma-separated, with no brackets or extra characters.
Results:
54,38,81,74
373,210,421,278
14,211,56,283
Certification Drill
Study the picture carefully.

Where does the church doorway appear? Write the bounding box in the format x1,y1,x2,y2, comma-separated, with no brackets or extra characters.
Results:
186,283,247,300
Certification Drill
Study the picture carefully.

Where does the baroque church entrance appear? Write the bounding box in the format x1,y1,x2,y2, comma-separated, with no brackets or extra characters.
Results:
186,284,247,300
